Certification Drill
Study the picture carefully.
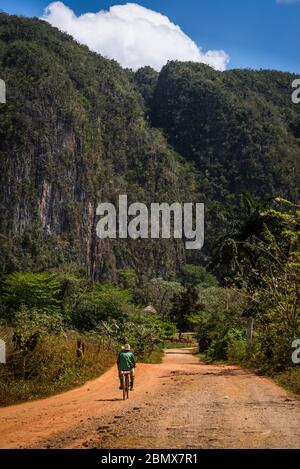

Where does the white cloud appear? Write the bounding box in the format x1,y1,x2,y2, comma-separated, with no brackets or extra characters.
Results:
41,2,229,72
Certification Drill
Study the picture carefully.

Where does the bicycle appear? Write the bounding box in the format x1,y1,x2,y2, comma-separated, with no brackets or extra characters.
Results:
121,370,131,400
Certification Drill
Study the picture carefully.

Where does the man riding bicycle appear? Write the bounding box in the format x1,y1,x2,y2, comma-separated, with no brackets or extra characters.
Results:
117,344,136,391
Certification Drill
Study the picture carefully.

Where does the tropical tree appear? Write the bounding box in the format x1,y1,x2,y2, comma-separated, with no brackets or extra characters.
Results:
1,272,61,318
211,194,300,370
143,278,184,319
178,264,217,288
171,286,203,337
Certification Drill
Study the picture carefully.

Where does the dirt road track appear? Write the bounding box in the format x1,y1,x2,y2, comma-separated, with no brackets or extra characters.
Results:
1,348,300,449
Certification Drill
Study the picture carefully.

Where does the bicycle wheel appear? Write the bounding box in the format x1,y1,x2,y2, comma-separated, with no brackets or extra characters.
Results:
122,374,126,401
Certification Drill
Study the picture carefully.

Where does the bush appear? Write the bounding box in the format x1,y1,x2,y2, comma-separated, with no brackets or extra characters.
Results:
71,284,135,331
191,287,247,360
99,314,177,361
227,336,248,363
0,271,176,405
246,323,300,374
276,368,300,395
179,264,218,288
0,328,115,406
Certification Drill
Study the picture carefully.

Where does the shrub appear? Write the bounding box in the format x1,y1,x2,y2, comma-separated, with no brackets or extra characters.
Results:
0,328,115,406
227,336,248,363
71,284,135,331
179,264,218,288
276,368,300,395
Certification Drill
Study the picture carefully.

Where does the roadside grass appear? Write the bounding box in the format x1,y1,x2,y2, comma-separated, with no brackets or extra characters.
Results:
164,340,197,349
0,340,176,406
274,368,300,396
148,346,300,398
194,351,228,365
0,333,116,407
195,348,300,397
141,347,164,364
0,361,113,407
141,341,199,364
194,352,205,361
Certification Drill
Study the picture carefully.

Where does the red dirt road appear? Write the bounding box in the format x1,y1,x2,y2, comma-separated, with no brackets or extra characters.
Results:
1,348,300,449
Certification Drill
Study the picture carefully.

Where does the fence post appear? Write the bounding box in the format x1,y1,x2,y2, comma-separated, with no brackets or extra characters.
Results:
0,339,6,364
247,317,254,343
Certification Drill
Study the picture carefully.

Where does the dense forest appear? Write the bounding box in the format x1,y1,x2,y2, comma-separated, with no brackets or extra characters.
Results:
0,13,299,404
0,13,198,281
137,62,300,254
0,13,299,279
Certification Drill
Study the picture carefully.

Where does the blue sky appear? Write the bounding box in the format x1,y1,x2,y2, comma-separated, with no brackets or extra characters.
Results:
1,0,300,73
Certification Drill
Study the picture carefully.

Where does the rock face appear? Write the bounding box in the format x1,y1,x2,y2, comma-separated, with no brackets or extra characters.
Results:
150,61,300,203
0,14,299,281
136,63,300,255
0,14,195,280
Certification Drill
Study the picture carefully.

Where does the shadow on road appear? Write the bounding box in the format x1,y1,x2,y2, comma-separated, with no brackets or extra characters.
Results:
96,398,123,402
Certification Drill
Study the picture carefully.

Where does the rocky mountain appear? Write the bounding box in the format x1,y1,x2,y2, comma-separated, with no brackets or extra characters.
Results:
0,13,299,281
136,62,300,246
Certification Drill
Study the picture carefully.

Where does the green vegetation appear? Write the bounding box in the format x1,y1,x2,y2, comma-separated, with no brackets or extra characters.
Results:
1,272,61,318
178,264,218,288
171,286,202,337
149,61,300,259
0,264,217,405
0,14,299,401
191,197,300,393
0,13,198,281
0,270,182,405
275,369,300,396
1,14,299,279
0,327,115,406
191,287,246,362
